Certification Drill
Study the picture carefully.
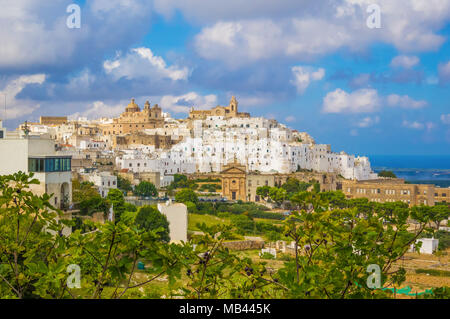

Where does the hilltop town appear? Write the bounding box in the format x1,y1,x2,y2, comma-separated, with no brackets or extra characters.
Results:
2,96,448,208
1,96,449,300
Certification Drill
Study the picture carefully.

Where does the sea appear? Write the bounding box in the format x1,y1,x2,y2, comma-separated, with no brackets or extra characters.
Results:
369,155,450,188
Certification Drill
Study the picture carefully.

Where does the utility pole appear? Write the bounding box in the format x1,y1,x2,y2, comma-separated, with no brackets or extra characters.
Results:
3,94,6,123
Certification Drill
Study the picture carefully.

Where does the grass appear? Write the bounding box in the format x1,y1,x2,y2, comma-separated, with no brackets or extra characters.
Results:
188,213,230,231
415,268,450,277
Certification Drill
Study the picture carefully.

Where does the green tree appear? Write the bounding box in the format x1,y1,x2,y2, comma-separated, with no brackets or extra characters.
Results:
72,179,110,216
185,201,198,214
268,187,287,206
175,188,198,204
281,178,311,195
134,206,170,243
116,175,132,193
430,204,450,231
378,170,397,178
0,172,72,298
106,188,126,221
278,199,439,298
134,181,158,198
256,186,271,200
72,180,98,203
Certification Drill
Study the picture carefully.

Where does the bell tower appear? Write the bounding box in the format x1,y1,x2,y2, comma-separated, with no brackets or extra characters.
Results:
229,96,238,115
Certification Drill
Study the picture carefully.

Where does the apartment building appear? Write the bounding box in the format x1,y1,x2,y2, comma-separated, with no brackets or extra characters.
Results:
341,179,436,206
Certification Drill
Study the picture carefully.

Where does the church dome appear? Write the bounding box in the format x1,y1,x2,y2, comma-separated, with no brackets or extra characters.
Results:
125,98,140,112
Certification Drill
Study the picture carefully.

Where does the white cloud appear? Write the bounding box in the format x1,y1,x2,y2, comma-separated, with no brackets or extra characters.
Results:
390,55,420,69
192,0,450,65
438,60,450,84
69,100,125,120
0,74,46,119
357,116,380,128
402,120,435,131
290,66,325,94
104,47,189,81
386,94,428,109
441,114,450,125
0,0,153,69
323,89,429,114
285,115,296,123
194,19,354,66
402,120,424,130
159,92,218,114
322,88,381,113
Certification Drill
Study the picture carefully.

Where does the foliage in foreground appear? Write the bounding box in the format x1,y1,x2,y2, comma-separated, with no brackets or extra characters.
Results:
0,172,448,299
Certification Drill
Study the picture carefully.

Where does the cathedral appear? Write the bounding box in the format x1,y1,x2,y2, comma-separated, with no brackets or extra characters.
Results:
101,99,165,135
188,96,250,120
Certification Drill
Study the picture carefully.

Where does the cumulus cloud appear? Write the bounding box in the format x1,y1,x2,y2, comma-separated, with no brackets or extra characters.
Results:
290,66,325,94
386,94,428,109
0,74,46,119
402,120,424,130
357,116,380,128
390,55,420,69
441,114,450,125
192,0,450,65
159,92,218,114
438,61,450,84
104,47,189,81
194,19,354,66
0,0,153,71
323,88,429,114
402,120,435,131
69,100,125,120
322,88,381,113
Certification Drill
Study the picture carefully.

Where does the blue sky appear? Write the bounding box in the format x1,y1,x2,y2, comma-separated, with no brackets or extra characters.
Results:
1,0,450,156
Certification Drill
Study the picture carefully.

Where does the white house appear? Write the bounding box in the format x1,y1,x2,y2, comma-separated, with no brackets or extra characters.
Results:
86,171,117,197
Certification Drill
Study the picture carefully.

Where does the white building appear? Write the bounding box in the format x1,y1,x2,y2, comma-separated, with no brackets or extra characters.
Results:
86,171,117,197
410,238,439,254
0,121,73,235
0,122,72,210
157,200,188,243
14,99,378,181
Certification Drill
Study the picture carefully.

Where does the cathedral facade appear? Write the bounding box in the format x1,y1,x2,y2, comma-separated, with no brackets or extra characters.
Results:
100,99,165,135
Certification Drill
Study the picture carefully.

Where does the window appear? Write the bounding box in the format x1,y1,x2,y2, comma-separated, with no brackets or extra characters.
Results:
28,157,71,172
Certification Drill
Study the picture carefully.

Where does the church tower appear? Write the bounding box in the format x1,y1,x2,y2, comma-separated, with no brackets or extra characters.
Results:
229,96,238,116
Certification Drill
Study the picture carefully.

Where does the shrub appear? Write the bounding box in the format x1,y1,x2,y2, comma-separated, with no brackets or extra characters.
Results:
175,188,198,204
134,206,170,243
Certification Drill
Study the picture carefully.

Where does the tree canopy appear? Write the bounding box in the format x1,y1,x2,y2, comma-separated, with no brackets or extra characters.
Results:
1,172,448,299
175,188,198,204
378,170,397,178
133,181,157,198
134,206,170,243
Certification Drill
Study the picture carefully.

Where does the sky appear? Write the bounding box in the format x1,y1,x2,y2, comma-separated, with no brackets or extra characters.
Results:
0,0,450,156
